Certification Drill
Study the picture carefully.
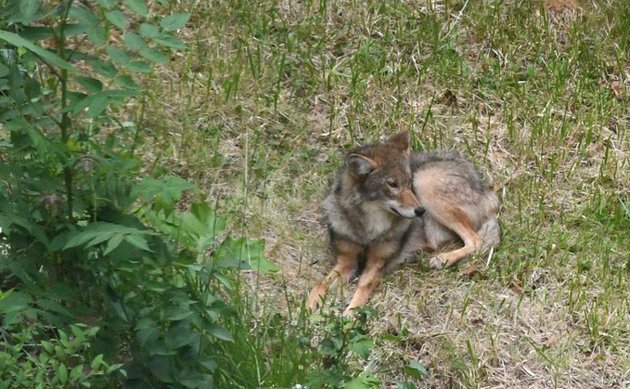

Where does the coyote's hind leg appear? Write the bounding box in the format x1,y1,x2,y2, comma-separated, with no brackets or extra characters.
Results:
428,208,481,269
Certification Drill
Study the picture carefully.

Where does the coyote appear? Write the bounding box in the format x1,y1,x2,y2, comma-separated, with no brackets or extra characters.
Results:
307,132,500,316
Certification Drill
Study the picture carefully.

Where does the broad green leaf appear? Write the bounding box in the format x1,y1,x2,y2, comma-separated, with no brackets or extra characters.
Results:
134,318,155,330
63,23,90,36
97,0,116,10
126,0,148,17
70,365,84,382
199,359,217,372
107,364,125,376
207,326,233,342
88,59,117,77
124,32,145,51
36,298,73,317
41,340,54,353
163,306,193,321
319,338,341,357
19,26,54,41
105,10,128,30
154,35,186,50
169,292,195,306
160,13,190,32
165,325,198,349
148,356,175,383
87,92,109,117
87,25,108,47
74,76,103,93
0,31,74,71
4,119,54,163
136,327,159,347
146,341,174,356
173,202,226,252
127,60,152,73
0,95,12,105
139,47,168,63
63,222,154,249
0,64,10,78
58,364,68,383
403,360,428,378
214,257,249,270
103,233,124,255
63,228,103,249
61,96,84,114
70,323,88,339
124,234,152,252
114,74,141,90
24,78,41,99
75,88,137,113
91,354,104,369
109,301,128,322
104,89,138,99
0,290,32,314
19,0,41,23
214,273,233,290
70,94,93,113
143,281,167,293
69,4,98,25
345,373,381,389
348,335,373,359
134,176,195,205
179,374,213,388
215,238,278,273
140,23,160,38
107,46,132,65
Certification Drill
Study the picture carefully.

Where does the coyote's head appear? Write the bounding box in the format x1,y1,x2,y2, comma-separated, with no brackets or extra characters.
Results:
346,131,424,218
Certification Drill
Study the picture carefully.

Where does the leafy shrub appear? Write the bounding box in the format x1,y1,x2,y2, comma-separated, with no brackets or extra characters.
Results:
0,0,275,387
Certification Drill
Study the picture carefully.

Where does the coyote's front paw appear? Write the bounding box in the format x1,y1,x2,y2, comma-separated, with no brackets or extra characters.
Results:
307,284,326,310
429,255,446,269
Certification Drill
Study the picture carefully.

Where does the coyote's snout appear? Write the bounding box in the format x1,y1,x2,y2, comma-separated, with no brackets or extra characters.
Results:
308,131,501,316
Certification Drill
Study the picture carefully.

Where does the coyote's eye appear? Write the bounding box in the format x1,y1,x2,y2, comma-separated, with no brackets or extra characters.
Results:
387,180,398,189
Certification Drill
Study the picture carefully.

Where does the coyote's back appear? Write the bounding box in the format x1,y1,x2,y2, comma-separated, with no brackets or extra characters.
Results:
400,151,500,269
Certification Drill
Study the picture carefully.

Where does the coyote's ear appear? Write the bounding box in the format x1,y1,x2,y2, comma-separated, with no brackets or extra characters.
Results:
387,131,410,152
347,154,377,178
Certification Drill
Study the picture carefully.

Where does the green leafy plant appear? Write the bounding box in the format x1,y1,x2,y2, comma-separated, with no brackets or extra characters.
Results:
0,322,123,388
304,308,379,388
0,1,281,387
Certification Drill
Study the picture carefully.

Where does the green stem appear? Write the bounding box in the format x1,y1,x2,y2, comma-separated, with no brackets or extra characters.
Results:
57,0,75,221
130,97,146,157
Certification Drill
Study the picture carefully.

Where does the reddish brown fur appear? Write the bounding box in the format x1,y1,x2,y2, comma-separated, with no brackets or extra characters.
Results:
344,241,397,316
307,239,362,308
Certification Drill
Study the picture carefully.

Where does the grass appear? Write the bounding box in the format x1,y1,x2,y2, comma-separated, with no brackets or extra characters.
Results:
141,0,628,387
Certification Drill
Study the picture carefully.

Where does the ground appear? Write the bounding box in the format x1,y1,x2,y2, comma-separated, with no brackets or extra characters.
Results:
143,0,629,387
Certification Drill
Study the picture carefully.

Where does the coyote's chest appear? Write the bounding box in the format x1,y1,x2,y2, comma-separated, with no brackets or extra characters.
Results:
324,197,396,244
360,202,395,240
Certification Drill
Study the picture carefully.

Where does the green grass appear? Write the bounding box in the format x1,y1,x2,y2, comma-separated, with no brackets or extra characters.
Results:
142,0,629,386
